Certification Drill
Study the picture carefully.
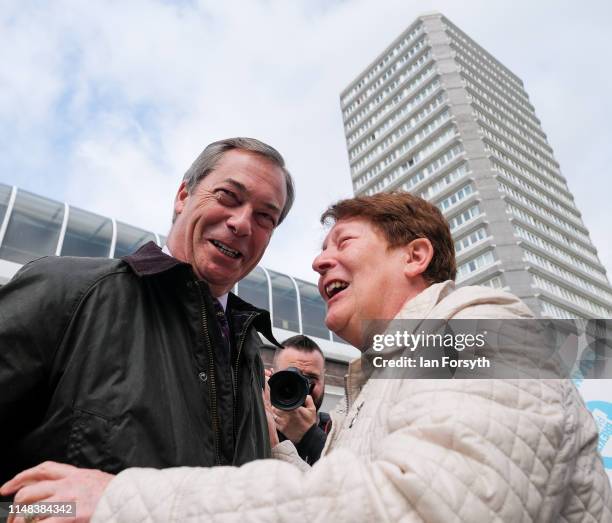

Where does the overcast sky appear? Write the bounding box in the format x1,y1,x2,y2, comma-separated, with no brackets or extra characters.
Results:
1,0,611,285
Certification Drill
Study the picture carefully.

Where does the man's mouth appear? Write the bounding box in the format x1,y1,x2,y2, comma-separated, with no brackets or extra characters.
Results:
325,280,349,300
210,240,242,259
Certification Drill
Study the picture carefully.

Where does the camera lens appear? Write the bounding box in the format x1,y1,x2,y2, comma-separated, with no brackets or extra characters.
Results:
269,367,311,411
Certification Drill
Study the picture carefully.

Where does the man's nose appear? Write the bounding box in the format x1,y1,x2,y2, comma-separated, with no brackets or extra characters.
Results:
227,207,252,236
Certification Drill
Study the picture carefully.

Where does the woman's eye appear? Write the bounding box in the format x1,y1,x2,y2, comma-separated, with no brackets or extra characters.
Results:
338,237,352,248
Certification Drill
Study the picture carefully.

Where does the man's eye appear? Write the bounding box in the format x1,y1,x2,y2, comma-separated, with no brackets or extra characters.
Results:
216,189,239,205
256,213,277,228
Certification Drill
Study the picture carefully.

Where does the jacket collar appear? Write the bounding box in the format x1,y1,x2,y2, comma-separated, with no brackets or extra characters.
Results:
395,280,456,320
122,242,280,346
228,293,280,347
346,280,457,397
122,241,188,276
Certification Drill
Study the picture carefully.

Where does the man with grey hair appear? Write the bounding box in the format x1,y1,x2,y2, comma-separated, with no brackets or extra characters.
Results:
0,138,294,499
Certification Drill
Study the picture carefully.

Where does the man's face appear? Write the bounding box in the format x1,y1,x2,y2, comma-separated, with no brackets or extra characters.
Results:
274,347,325,410
312,217,412,347
171,149,287,296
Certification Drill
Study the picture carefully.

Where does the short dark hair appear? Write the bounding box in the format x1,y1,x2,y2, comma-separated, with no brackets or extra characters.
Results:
320,191,456,283
273,335,325,368
176,137,295,224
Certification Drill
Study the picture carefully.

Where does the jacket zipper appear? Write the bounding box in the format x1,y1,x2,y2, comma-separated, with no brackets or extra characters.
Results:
344,374,350,412
196,281,222,465
232,313,257,446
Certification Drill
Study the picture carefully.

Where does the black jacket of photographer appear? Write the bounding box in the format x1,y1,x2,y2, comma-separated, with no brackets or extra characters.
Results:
0,242,275,485
279,412,332,465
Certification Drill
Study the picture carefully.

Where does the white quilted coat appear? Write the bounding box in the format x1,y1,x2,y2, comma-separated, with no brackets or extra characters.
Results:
93,282,612,522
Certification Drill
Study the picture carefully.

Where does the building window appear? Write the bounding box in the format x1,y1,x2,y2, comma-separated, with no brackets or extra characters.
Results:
0,189,64,264
296,278,329,339
61,206,113,258
236,266,270,311
449,204,480,232
0,183,11,228
481,275,503,289
437,184,474,212
456,250,495,281
532,274,611,317
268,270,300,332
540,299,582,320
455,226,487,254
113,222,156,258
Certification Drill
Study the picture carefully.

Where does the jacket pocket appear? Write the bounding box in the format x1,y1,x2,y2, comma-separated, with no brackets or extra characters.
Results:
66,407,120,471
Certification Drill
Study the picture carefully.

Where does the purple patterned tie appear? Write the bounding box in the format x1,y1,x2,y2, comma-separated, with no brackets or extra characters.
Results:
212,297,230,351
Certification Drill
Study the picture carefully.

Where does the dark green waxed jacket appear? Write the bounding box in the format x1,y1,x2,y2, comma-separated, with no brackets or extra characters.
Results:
0,242,276,485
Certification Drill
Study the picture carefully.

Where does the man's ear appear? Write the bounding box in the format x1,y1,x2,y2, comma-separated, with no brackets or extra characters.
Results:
174,181,190,217
403,238,434,279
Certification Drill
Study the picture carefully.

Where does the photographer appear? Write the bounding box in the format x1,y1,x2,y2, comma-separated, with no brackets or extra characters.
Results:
268,335,331,465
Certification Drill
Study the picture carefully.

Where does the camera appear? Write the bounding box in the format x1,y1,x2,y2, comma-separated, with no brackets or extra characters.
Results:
268,367,313,410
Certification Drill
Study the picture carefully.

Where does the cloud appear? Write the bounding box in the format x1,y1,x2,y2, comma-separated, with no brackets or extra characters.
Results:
63,112,175,233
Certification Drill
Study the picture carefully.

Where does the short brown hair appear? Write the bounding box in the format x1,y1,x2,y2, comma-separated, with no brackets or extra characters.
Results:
320,191,456,283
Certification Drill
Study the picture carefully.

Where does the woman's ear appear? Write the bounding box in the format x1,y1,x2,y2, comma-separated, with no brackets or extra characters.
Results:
403,238,434,279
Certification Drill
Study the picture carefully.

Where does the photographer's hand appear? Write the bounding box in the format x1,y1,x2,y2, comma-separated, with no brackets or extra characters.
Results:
272,395,317,444
263,369,280,448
